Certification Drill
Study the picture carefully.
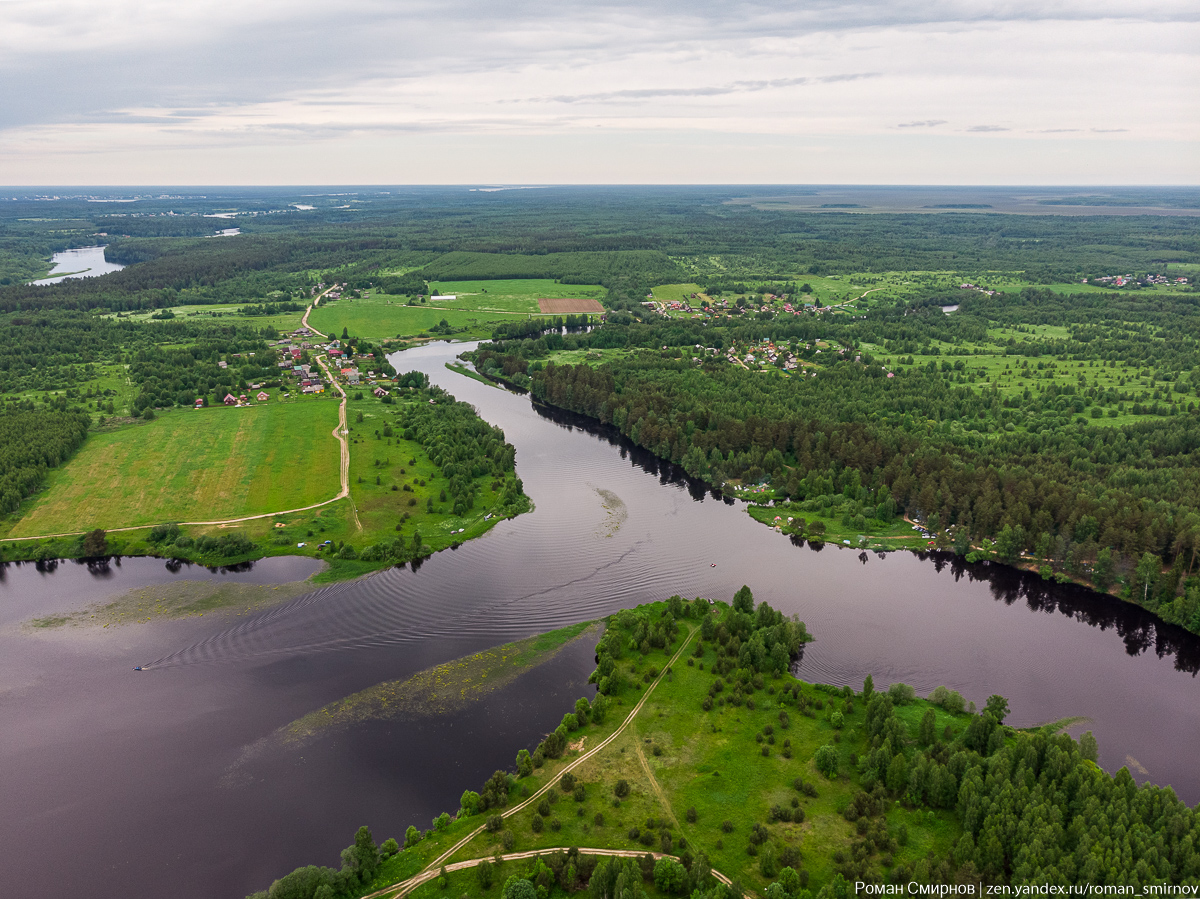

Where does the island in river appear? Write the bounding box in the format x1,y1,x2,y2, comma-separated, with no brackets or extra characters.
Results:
250,592,1200,899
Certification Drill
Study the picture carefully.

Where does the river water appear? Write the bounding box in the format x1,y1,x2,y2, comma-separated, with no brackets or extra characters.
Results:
2,340,1199,899
29,245,125,284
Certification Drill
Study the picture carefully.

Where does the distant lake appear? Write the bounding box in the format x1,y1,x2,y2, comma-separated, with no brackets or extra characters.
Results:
31,246,124,284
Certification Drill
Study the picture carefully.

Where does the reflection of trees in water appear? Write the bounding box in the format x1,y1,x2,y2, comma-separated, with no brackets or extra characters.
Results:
85,558,113,577
533,401,725,504
531,398,1200,676
921,550,1200,676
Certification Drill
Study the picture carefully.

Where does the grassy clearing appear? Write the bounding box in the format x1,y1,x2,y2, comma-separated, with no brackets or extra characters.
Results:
746,504,929,552
104,303,306,333
651,283,705,306
863,336,1182,429
344,394,515,549
355,599,977,899
427,279,604,314
310,293,503,340
311,281,604,341
4,401,342,537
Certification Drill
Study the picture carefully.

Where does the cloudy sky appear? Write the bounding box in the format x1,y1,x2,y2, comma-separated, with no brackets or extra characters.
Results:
1,0,1196,184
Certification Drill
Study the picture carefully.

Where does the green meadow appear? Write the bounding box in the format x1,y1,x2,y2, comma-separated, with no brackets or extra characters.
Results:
309,280,603,341
427,279,605,314
352,599,971,899
4,400,341,537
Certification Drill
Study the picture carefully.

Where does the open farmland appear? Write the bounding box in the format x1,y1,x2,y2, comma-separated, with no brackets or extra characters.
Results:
537,297,605,313
5,401,341,537
428,279,604,314
309,279,605,340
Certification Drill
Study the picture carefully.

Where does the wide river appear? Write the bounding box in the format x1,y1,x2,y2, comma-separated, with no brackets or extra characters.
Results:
2,340,1198,899
29,245,125,284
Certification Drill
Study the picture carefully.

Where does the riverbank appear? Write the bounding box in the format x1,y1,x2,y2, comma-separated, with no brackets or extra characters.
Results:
0,382,531,585
473,358,1199,641
256,593,1196,899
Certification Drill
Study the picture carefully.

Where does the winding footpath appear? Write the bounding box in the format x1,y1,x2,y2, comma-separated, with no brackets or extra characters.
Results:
375,847,733,898
314,353,361,531
364,626,705,899
6,291,352,543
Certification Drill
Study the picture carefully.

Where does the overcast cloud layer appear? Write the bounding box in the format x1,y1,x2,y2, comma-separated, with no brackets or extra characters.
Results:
0,0,1196,184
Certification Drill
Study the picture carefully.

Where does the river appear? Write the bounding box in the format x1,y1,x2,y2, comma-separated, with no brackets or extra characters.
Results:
1,340,1198,899
29,245,125,284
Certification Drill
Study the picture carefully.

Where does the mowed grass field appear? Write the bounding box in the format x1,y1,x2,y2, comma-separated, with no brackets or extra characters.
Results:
309,293,501,340
309,280,604,340
6,401,342,537
428,279,605,313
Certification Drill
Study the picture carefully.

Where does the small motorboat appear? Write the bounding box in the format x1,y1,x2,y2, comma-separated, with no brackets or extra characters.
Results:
133,666,144,671
710,562,716,567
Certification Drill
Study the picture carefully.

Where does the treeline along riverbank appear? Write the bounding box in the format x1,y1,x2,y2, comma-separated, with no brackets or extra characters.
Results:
468,288,1200,637
250,592,1200,899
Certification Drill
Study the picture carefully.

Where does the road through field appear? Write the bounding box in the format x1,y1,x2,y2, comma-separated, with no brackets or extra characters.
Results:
363,626,698,899
314,353,360,530
301,286,334,337
9,358,354,543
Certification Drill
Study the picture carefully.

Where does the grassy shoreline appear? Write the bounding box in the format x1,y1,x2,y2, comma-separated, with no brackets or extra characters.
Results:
252,593,1179,899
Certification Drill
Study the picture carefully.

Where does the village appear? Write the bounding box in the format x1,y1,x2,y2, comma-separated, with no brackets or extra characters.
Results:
1085,273,1189,288
205,323,394,408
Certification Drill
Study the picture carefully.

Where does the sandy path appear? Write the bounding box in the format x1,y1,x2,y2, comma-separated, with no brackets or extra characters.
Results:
363,625,700,898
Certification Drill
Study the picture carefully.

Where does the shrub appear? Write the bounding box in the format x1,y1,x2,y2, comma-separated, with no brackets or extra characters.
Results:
614,779,630,798
815,744,839,778
485,814,504,833
887,682,915,704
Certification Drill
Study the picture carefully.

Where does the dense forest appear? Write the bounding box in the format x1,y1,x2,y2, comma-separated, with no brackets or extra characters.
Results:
1,187,1198,615
0,410,91,513
471,286,1200,633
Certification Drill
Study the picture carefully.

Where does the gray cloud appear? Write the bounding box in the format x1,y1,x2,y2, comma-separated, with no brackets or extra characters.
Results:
527,74,878,105
0,0,1193,182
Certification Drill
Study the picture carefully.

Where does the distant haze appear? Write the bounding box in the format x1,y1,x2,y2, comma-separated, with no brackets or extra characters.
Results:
0,0,1196,184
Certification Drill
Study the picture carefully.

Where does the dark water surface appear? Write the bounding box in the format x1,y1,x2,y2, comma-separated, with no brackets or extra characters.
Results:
3,341,1199,899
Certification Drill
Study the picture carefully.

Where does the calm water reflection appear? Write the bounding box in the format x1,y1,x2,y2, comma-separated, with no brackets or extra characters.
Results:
1,340,1198,899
